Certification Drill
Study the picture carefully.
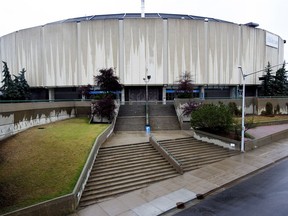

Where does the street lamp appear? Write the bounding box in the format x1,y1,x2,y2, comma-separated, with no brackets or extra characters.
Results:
238,66,246,152
144,75,151,104
238,63,287,152
143,75,151,133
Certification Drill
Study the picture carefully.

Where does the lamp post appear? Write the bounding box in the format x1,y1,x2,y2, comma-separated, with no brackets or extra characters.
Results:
238,66,246,152
143,75,151,132
238,63,287,152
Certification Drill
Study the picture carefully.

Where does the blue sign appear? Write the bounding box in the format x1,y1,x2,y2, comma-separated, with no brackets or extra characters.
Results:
89,90,121,95
166,89,199,93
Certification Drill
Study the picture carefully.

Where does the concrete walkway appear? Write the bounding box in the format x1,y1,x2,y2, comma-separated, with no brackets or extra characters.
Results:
70,124,288,216
103,130,194,147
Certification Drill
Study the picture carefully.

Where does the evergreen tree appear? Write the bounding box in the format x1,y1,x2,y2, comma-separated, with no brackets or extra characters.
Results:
0,62,30,100
259,62,275,96
0,61,17,99
14,68,31,100
274,62,288,96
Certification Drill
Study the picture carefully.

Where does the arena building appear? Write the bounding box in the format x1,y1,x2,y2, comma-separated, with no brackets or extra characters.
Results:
0,13,285,102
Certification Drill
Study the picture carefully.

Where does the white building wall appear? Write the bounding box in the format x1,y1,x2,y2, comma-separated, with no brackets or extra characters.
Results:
207,22,240,85
123,19,164,85
0,33,18,78
15,27,44,86
42,23,78,86
167,19,205,85
0,18,284,88
78,20,119,85
240,26,266,84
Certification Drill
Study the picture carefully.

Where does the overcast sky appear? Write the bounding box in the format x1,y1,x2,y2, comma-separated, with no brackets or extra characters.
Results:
0,0,287,63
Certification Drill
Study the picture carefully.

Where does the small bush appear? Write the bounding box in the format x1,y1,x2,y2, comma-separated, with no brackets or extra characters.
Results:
191,103,233,133
91,95,116,122
233,116,255,140
265,102,273,116
176,71,194,99
182,101,202,116
261,110,267,116
274,104,280,114
228,102,241,116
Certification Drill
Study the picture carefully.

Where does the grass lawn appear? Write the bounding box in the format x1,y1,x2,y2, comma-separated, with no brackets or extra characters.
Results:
234,114,288,124
0,118,108,214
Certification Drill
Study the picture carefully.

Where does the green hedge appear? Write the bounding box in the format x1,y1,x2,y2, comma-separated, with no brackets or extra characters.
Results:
191,103,233,133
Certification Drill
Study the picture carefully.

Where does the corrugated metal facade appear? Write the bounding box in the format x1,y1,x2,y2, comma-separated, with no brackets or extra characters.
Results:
0,16,284,88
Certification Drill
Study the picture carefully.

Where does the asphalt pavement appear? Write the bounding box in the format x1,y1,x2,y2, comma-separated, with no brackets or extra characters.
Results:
173,157,288,216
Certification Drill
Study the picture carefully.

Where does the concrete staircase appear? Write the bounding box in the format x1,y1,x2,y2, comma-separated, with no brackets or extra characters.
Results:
114,104,180,131
79,142,179,207
114,104,146,131
79,137,239,208
158,137,239,172
149,104,180,130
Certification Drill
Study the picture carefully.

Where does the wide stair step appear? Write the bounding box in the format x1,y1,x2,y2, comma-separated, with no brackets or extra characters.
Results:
79,142,179,208
114,117,145,131
85,170,177,191
158,137,240,172
80,173,178,207
114,104,146,131
79,136,240,208
117,104,146,117
149,104,180,130
115,103,181,131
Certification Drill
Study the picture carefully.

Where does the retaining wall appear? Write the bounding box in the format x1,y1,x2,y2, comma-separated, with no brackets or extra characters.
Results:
0,101,91,141
175,97,288,129
245,128,288,151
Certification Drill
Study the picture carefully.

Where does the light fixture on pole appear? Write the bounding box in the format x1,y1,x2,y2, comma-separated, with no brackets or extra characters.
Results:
143,74,151,132
238,63,288,152
144,75,151,105
238,66,246,152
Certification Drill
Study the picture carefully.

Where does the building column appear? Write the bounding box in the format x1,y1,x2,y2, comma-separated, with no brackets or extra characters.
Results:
121,88,125,105
119,19,124,86
163,19,168,84
230,86,237,98
162,86,167,104
204,18,209,83
48,88,55,101
200,86,205,99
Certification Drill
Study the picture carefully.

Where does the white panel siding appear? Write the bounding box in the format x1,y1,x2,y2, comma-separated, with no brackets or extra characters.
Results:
168,20,205,85
15,27,43,86
0,18,284,88
0,33,18,79
78,20,119,85
123,19,164,85
207,22,240,85
42,23,78,86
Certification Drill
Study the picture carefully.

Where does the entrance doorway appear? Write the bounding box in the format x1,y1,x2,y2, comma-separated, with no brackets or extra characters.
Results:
125,86,162,101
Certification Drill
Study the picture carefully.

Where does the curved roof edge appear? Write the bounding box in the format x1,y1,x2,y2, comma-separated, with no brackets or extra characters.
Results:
47,13,235,25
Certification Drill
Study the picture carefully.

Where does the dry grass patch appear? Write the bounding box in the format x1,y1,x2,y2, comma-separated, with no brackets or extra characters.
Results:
234,115,288,124
0,118,108,213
